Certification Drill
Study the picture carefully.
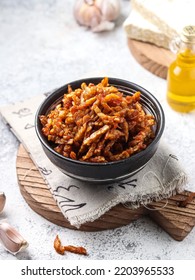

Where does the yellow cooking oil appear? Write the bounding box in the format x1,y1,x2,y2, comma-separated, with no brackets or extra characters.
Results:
167,26,195,112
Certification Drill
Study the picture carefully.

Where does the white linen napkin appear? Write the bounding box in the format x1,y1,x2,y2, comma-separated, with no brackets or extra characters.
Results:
0,93,187,228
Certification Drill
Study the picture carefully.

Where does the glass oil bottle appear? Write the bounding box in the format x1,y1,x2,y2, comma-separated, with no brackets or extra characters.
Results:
166,25,195,112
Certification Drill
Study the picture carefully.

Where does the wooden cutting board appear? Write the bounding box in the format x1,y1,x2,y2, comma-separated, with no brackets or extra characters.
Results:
127,39,176,79
16,144,195,241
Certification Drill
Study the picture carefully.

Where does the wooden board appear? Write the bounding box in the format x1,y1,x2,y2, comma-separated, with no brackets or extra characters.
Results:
128,39,176,79
16,144,195,240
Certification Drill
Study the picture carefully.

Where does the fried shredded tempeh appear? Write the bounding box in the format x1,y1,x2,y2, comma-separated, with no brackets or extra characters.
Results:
40,78,156,162
54,235,87,255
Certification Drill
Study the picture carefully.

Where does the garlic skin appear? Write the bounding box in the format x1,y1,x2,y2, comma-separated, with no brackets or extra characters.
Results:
92,21,115,33
0,192,6,213
73,0,121,32
0,222,28,255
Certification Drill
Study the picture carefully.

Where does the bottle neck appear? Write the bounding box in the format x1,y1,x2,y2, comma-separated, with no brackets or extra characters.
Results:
178,41,195,56
177,41,195,62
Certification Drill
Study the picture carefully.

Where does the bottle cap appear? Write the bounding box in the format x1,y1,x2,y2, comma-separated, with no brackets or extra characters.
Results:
181,26,195,44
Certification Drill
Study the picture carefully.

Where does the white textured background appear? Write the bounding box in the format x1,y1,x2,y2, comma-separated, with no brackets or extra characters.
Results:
0,0,195,260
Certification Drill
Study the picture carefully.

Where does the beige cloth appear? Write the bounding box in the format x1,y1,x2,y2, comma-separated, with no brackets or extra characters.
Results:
0,94,187,228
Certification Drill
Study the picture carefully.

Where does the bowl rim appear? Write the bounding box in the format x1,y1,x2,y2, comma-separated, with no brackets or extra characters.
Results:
35,77,165,166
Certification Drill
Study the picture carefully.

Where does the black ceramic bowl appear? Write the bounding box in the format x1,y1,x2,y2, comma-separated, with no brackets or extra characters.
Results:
35,77,165,183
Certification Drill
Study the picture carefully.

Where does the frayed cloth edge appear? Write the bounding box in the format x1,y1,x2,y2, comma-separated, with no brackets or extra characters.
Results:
68,172,188,228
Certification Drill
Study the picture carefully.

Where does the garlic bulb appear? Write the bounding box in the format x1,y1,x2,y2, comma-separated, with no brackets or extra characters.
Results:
0,192,6,213
0,222,28,255
95,0,120,21
74,0,102,29
73,0,121,32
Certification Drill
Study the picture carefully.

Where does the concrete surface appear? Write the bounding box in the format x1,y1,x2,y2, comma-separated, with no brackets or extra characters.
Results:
0,0,195,260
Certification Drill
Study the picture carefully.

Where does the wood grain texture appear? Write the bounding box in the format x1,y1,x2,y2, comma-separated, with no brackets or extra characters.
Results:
16,144,195,240
128,39,176,79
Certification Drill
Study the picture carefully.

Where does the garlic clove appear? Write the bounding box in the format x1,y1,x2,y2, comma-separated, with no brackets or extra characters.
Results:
95,0,121,22
74,0,102,28
0,222,28,255
0,192,6,213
